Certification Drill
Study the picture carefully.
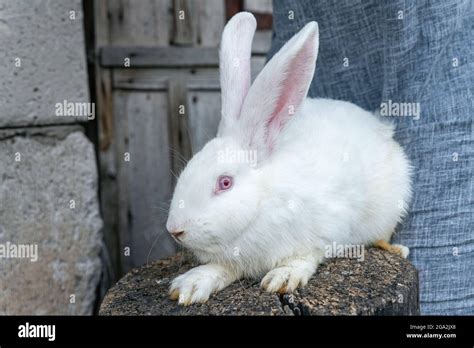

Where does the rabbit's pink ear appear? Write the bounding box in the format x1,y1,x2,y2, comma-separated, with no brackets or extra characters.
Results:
238,22,319,159
217,12,257,137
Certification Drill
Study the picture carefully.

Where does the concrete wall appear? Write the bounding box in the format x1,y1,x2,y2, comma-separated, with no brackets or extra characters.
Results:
0,0,102,314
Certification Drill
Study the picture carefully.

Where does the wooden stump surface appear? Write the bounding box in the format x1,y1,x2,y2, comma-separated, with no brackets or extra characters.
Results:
99,248,419,316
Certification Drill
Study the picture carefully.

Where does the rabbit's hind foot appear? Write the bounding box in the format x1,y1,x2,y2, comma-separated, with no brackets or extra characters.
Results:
373,240,409,259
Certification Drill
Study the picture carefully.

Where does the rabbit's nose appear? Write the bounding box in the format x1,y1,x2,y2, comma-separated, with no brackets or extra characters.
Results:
169,229,185,241
166,220,184,239
166,218,176,233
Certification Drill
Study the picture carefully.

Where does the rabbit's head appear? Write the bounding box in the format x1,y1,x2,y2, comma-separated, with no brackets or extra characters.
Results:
166,12,319,255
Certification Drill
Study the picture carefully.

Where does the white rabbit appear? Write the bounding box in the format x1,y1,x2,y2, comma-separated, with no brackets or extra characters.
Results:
166,12,411,305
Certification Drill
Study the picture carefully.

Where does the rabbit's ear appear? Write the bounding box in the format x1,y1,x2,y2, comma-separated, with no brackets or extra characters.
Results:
217,12,257,137
237,22,319,159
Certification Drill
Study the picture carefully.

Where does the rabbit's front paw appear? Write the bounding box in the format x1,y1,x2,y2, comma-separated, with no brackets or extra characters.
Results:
169,264,233,305
261,257,318,294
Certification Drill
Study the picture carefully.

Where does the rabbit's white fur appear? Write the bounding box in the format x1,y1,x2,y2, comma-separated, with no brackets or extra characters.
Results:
166,12,411,305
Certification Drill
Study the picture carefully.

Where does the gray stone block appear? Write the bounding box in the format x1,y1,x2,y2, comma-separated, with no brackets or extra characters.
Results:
0,0,90,127
0,128,102,314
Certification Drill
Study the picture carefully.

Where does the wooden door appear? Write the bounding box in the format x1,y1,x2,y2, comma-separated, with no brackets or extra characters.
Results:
93,0,272,276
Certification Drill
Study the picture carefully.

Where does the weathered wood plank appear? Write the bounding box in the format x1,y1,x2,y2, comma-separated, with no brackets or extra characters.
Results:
112,90,131,272
108,0,172,46
101,46,219,68
194,0,225,47
244,0,273,13
111,55,267,90
114,91,176,270
94,0,123,284
252,30,272,54
187,91,221,151
172,0,194,45
101,28,270,68
251,56,267,82
113,68,220,90
168,79,193,177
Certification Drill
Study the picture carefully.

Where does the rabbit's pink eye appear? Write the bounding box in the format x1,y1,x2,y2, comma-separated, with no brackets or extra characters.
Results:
216,175,233,192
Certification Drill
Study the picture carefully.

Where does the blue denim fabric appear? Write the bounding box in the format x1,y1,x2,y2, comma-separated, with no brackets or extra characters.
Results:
269,0,473,314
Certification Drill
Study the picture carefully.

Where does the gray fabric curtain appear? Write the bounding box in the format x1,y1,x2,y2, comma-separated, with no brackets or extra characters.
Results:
269,0,473,314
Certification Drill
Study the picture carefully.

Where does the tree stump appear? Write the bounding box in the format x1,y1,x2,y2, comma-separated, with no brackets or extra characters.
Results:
99,248,419,315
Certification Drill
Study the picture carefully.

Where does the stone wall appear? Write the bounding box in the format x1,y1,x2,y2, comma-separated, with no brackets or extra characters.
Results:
0,0,102,314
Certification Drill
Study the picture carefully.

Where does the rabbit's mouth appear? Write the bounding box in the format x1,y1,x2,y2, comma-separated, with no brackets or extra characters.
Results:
170,230,185,242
